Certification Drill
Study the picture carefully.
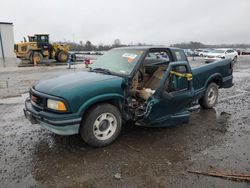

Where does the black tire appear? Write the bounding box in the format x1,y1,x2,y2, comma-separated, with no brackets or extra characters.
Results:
199,82,219,109
57,51,69,62
80,104,122,147
70,53,77,62
30,51,43,64
54,51,59,61
233,56,237,63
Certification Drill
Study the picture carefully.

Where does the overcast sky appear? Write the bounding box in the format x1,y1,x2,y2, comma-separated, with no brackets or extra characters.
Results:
1,0,250,45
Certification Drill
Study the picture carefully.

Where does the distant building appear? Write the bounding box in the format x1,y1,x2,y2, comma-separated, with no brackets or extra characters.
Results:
0,22,15,65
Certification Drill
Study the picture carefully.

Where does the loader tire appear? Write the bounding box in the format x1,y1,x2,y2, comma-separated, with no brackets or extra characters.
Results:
30,52,43,64
70,53,77,62
57,51,69,63
233,56,237,63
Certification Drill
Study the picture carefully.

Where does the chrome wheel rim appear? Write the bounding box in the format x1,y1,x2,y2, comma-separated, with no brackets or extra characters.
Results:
208,87,217,105
93,113,117,141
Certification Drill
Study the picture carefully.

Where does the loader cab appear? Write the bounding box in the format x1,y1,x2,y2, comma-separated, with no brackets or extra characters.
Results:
34,34,50,51
28,36,36,42
35,34,49,44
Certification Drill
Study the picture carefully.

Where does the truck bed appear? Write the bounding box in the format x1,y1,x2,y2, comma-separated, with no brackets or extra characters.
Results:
191,59,233,97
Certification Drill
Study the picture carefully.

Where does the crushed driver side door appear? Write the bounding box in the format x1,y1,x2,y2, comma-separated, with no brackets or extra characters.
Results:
137,61,195,127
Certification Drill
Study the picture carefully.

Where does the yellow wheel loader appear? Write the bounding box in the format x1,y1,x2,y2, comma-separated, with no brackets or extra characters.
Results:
14,34,69,64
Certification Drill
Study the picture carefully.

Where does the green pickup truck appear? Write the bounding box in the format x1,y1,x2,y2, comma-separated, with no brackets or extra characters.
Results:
24,47,233,147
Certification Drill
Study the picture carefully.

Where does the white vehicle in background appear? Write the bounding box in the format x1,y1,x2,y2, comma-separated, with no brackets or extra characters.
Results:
201,49,213,57
204,49,238,63
195,49,213,57
194,49,203,56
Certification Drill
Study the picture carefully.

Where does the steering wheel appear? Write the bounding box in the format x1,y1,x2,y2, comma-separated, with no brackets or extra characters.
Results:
138,69,144,82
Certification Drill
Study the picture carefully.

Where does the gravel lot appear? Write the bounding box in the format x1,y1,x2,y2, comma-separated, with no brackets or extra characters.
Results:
0,56,250,187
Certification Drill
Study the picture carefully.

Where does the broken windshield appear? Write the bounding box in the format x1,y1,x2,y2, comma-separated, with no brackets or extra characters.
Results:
90,49,144,75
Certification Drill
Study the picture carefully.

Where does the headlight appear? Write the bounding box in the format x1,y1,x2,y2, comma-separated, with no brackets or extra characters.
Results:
217,55,225,59
47,99,67,111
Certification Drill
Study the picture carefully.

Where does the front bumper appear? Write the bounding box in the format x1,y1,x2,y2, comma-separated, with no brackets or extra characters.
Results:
24,98,81,135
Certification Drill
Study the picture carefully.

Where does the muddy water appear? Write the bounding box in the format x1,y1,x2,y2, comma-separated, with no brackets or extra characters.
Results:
0,57,250,187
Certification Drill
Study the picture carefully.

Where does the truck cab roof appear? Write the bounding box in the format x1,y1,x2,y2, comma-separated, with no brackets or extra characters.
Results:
115,46,181,51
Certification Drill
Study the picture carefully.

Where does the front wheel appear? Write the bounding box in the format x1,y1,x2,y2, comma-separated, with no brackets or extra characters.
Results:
80,104,122,147
199,82,219,109
30,52,43,64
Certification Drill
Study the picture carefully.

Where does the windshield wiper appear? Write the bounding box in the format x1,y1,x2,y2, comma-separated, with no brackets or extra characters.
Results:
91,68,111,75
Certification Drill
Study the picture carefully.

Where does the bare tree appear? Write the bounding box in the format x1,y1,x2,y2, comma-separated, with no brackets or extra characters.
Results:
85,40,93,51
113,38,122,47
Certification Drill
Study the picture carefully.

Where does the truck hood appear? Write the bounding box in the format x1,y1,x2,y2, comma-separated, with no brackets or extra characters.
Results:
34,71,124,97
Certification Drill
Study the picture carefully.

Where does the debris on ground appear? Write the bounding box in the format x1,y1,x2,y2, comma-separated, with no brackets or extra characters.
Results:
114,172,122,180
188,169,250,182
125,144,140,152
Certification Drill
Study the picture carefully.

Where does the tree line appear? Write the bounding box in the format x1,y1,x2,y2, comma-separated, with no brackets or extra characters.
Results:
170,41,250,49
59,39,148,51
57,39,250,51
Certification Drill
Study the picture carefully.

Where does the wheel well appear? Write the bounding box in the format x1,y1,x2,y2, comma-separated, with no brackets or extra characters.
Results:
100,99,121,110
29,50,42,55
209,76,222,87
28,50,43,59
80,99,122,124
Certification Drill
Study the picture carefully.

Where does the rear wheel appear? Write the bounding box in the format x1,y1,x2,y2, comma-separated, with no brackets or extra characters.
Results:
57,51,69,62
199,82,219,109
30,52,43,64
80,104,122,147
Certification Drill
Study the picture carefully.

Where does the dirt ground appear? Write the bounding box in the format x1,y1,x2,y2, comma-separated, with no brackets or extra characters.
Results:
0,57,250,188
